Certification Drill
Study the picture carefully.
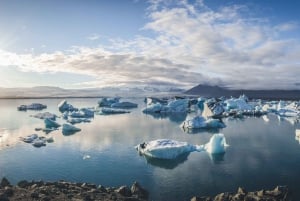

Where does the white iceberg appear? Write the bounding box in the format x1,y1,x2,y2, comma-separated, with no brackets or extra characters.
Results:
44,118,61,128
181,116,225,129
111,101,138,108
204,133,228,154
136,134,228,159
136,139,201,159
163,99,189,113
32,112,57,120
224,98,253,111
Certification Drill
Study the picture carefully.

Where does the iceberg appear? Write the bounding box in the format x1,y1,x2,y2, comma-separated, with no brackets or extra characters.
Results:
44,118,61,128
142,103,162,113
32,138,46,147
62,123,81,135
224,98,253,111
204,133,228,154
111,101,138,109
98,97,120,107
67,118,91,124
100,108,130,115
136,139,201,159
58,100,77,112
21,134,38,143
136,134,228,160
181,116,225,129
31,112,57,120
17,103,47,111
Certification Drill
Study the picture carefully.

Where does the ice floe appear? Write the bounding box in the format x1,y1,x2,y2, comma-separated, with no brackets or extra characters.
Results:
17,103,47,111
98,97,120,107
58,100,77,112
31,112,57,120
20,134,54,147
62,123,81,135
136,134,228,159
99,108,130,115
111,101,138,109
44,118,61,128
181,116,225,129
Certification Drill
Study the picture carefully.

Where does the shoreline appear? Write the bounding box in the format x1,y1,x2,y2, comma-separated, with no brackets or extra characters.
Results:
0,178,291,201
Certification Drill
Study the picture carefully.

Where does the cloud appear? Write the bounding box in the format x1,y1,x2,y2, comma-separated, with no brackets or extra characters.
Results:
0,0,299,89
87,33,100,41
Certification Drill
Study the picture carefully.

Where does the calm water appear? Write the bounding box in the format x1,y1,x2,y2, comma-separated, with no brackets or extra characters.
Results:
0,98,300,201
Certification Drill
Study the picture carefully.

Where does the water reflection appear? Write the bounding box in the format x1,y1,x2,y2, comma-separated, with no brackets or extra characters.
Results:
208,153,225,164
181,126,222,134
143,112,187,123
142,153,190,169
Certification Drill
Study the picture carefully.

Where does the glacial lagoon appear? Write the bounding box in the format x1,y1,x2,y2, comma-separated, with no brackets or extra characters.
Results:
1,98,300,201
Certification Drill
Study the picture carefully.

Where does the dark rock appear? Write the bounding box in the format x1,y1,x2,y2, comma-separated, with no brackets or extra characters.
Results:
4,187,13,197
17,180,29,188
0,178,10,188
31,191,39,198
0,193,9,201
116,185,132,197
131,182,148,199
98,185,107,192
41,196,51,201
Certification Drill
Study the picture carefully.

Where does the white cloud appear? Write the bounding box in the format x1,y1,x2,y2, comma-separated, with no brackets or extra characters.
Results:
0,0,299,89
87,33,100,41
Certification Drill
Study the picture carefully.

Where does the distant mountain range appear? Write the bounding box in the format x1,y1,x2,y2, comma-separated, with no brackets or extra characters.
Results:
185,84,300,100
0,86,184,98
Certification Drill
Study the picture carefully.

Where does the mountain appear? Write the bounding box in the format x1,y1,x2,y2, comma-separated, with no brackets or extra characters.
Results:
185,84,300,100
0,86,184,98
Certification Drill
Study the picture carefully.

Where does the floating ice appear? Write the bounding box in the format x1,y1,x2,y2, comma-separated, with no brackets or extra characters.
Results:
204,133,228,154
136,139,201,159
67,118,91,124
100,108,130,115
83,154,91,160
224,98,253,111
62,124,81,135
136,134,228,159
32,112,57,120
17,103,47,111
58,100,77,112
98,97,120,107
21,134,38,143
44,118,61,128
142,103,162,113
111,101,138,109
181,116,225,129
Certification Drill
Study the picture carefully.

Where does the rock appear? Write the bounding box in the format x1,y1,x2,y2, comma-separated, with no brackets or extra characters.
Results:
191,196,212,201
116,185,131,197
0,178,10,188
237,187,247,195
17,180,29,188
213,192,232,201
98,185,107,192
131,182,148,199
0,193,9,201
31,191,39,198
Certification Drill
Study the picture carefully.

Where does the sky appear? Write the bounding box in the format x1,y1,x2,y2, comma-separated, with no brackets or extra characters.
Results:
0,0,299,90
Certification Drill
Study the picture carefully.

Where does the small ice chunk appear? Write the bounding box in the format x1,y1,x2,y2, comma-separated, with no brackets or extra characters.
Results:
58,100,77,112
204,133,228,154
32,138,46,147
22,134,38,143
32,112,57,120
44,118,61,128
98,97,120,107
83,154,91,160
111,101,138,108
62,124,81,135
100,108,130,114
17,103,47,111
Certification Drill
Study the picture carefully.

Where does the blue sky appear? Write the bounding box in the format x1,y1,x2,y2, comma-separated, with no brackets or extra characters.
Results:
0,0,299,89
